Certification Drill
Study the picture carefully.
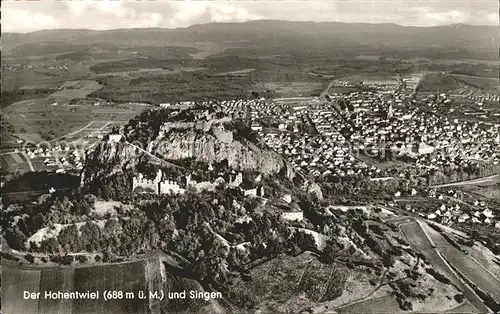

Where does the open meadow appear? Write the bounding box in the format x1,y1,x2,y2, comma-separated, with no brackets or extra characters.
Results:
2,99,144,143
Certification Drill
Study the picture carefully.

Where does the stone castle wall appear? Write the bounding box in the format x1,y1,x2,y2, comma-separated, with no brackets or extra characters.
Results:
133,177,158,194
159,180,184,195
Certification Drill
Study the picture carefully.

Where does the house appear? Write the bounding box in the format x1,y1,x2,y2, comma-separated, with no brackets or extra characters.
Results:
228,172,243,187
281,211,304,222
458,213,470,223
244,186,265,197
482,208,494,219
108,134,122,143
282,194,292,203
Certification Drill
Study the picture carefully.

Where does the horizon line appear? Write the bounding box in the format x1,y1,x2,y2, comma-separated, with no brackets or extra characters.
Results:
3,19,498,35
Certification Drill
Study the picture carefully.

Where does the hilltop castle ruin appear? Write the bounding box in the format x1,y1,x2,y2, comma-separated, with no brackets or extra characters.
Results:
132,169,185,195
155,117,234,144
131,169,263,197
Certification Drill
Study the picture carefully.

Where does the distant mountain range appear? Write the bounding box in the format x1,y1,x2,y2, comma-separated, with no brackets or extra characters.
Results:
3,20,499,57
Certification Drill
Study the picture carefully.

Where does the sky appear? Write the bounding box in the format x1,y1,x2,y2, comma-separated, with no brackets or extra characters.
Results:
3,0,499,33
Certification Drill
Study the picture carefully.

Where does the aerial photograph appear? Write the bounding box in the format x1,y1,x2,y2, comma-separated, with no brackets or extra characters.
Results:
1,1,499,313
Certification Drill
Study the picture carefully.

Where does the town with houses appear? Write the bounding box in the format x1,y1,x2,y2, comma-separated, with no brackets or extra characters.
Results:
1,59,76,73
3,15,500,314
113,73,499,237
17,73,500,234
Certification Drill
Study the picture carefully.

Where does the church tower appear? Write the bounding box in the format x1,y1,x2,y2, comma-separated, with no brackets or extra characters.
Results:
387,104,394,119
244,103,252,127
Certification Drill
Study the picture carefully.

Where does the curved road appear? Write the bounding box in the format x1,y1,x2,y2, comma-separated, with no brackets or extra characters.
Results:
429,174,499,188
399,219,490,312
420,221,500,302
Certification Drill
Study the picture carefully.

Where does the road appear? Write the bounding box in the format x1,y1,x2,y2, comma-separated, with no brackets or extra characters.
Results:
413,71,428,95
1,188,73,196
1,150,34,171
399,219,489,312
1,150,20,156
21,152,35,171
124,141,184,169
320,78,338,100
54,121,95,142
421,221,500,302
429,174,499,188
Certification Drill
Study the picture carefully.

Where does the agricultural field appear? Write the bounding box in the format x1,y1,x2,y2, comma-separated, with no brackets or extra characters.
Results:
73,260,149,313
1,258,161,314
335,73,398,83
400,221,490,312
2,267,42,314
49,80,103,101
18,82,62,91
451,74,500,91
37,268,75,314
1,255,221,314
260,81,325,97
2,98,145,143
98,68,154,77
422,222,500,302
337,295,400,313
1,153,32,173
1,81,146,174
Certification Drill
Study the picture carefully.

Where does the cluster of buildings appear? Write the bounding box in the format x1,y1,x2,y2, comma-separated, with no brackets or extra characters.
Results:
195,97,388,180
329,91,500,175
132,169,265,197
261,131,383,179
360,79,400,90
409,189,499,228
467,93,500,103
2,60,74,73
187,73,498,185
25,144,84,172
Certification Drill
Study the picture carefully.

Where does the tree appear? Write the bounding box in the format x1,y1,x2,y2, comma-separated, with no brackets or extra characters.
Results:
383,254,396,268
454,294,464,303
25,254,35,263
194,260,208,281
60,255,74,265
485,238,495,250
80,222,102,252
76,255,88,263
102,249,116,263
58,224,81,253
40,237,61,254
470,230,480,241
320,244,336,264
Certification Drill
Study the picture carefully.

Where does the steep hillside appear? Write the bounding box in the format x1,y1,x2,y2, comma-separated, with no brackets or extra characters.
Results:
80,106,293,192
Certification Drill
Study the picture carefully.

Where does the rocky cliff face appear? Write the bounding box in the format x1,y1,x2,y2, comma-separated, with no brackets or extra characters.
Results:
81,116,293,189
80,138,140,187
150,130,290,176
302,180,323,201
